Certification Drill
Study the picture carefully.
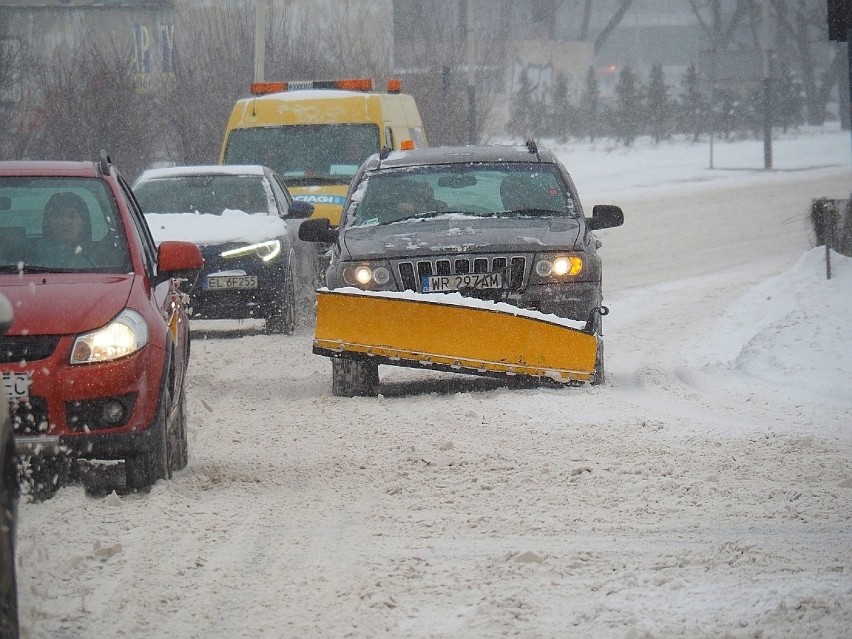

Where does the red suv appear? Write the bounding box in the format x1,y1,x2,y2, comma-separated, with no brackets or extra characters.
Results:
0,152,203,492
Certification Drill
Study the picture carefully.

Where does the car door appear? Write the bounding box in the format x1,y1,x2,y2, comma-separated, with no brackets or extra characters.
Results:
118,175,190,393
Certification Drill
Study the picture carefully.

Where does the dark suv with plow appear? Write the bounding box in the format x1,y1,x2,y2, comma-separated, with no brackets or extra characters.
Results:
299,141,624,388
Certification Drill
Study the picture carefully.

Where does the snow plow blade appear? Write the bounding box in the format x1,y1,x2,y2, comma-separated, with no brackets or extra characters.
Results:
313,289,599,384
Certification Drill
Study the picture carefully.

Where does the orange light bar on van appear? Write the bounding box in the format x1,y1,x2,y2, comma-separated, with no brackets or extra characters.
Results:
400,139,415,150
387,78,402,93
335,78,374,91
250,78,377,95
251,82,287,95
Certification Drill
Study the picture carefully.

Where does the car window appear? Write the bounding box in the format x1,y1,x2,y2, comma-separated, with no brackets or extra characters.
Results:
119,174,157,276
0,176,132,273
349,163,576,227
267,172,293,214
223,124,380,182
134,174,271,215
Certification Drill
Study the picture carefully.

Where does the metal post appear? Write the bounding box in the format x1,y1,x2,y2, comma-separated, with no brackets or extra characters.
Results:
848,29,852,162
466,0,476,144
762,0,773,169
254,0,267,84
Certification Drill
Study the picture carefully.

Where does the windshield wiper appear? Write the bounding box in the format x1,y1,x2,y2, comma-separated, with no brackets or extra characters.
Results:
374,210,462,226
282,176,349,187
500,208,564,217
0,264,79,274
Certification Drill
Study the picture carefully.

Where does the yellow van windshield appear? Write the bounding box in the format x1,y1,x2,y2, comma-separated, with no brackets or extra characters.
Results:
223,124,380,185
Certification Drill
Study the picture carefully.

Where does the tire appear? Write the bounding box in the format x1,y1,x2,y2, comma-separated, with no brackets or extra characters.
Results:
0,434,19,639
169,386,189,473
26,455,71,502
331,358,379,397
126,387,169,491
265,264,296,335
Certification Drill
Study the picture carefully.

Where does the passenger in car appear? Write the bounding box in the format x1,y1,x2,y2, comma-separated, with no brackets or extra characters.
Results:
500,175,563,213
33,192,98,268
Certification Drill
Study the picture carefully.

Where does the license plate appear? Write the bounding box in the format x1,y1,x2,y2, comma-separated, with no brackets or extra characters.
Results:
2,372,31,403
422,272,503,292
206,275,258,290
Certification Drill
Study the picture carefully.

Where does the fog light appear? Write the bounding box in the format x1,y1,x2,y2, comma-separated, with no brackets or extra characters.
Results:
101,401,126,425
372,267,390,285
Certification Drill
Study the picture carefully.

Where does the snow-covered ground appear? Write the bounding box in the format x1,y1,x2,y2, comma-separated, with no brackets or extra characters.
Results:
15,125,852,638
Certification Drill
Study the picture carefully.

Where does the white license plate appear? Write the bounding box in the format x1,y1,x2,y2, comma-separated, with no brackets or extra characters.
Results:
422,272,503,292
206,275,258,290
2,372,31,403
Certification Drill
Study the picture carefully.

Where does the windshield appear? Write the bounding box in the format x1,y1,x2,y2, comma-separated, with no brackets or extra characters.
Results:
0,177,131,273
349,163,577,227
134,174,273,215
222,124,380,185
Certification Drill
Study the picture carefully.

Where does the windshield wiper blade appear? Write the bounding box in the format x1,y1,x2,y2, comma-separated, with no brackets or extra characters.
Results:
374,210,453,226
501,208,563,217
282,176,349,187
0,264,77,274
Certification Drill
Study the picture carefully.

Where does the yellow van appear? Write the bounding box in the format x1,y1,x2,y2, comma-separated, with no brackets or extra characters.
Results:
219,78,427,227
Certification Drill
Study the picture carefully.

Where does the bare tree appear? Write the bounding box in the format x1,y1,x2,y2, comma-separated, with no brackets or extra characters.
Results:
394,2,500,145
31,39,158,178
770,0,845,126
689,0,750,51
0,33,32,159
156,3,256,167
313,0,391,79
594,0,637,53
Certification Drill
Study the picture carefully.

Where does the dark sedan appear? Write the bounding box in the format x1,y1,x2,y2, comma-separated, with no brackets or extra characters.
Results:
134,165,314,334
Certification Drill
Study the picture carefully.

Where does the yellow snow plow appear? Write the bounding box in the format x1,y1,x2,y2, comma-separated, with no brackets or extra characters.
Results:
313,288,601,396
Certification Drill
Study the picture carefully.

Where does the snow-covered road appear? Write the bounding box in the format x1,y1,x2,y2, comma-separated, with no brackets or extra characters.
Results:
15,130,852,638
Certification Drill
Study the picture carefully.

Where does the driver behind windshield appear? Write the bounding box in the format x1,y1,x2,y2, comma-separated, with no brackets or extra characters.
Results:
35,191,96,268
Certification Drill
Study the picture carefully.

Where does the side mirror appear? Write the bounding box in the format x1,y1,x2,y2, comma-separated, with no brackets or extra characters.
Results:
0,292,13,336
298,217,338,243
156,240,204,287
588,204,624,231
287,200,314,219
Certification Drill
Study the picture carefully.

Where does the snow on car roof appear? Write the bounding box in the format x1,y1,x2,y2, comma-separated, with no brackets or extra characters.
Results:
136,165,267,181
370,145,558,170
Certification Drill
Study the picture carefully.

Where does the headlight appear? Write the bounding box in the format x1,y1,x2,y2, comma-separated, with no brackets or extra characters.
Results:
534,254,584,278
220,240,281,262
342,263,392,289
71,309,149,364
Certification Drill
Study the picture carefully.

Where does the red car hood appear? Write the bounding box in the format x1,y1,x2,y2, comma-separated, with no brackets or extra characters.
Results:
0,274,135,336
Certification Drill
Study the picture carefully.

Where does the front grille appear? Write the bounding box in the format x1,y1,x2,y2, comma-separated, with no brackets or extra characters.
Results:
396,255,528,292
0,336,61,363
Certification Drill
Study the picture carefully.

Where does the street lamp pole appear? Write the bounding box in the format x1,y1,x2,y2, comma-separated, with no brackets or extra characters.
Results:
466,0,476,144
254,0,267,83
762,0,773,169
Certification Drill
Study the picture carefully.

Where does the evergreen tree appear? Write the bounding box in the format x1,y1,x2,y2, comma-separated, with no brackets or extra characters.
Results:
614,65,641,145
775,67,803,133
509,68,533,137
645,63,671,143
679,62,706,142
549,73,571,142
578,66,600,142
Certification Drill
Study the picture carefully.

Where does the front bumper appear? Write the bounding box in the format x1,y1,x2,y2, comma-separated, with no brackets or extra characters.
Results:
191,247,287,320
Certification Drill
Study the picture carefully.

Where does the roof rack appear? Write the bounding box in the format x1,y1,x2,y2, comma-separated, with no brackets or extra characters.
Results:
97,149,111,176
525,139,540,161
